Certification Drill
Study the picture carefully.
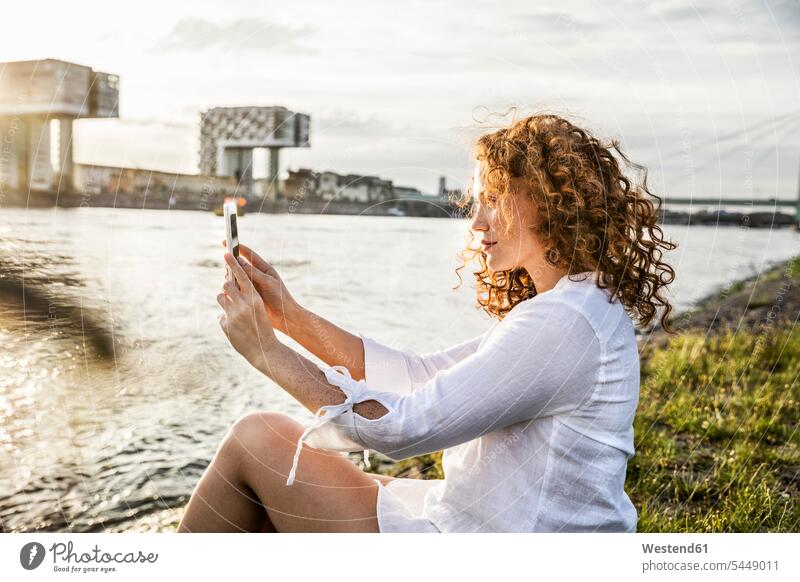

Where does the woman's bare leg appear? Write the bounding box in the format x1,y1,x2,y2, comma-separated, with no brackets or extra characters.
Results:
176,422,272,532
177,411,395,533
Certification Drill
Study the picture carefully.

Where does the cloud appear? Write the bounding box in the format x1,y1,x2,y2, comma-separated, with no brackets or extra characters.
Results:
505,9,599,37
153,18,315,54
313,110,427,140
645,0,799,45
645,0,722,21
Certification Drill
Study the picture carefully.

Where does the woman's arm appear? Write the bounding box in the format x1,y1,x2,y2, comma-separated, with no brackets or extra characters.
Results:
303,298,602,461
283,305,367,381
232,241,487,391
249,338,389,420
218,254,382,417
283,305,492,389
358,329,490,395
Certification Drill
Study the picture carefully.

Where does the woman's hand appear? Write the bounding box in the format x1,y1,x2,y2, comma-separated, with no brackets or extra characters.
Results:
222,240,302,334
217,252,279,365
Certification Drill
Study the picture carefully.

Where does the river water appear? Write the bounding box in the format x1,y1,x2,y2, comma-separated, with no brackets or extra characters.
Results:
1,207,798,532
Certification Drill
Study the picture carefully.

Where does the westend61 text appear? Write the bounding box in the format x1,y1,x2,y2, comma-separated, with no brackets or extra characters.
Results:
642,543,708,554
49,542,159,564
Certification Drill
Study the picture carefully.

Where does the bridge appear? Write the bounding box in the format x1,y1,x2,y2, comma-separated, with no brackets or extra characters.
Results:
664,191,799,224
655,111,800,224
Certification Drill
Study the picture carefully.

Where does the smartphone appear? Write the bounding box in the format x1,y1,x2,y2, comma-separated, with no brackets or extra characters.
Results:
223,201,240,282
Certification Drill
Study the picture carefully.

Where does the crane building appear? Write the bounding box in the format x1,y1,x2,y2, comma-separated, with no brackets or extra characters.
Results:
0,58,119,194
199,106,310,199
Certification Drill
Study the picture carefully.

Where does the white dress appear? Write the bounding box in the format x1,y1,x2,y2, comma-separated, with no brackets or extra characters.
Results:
288,271,641,532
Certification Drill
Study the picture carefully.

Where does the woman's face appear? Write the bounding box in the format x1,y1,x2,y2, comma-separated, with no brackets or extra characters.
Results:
469,162,543,273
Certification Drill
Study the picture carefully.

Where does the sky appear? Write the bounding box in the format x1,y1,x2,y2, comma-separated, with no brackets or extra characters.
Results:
1,0,798,200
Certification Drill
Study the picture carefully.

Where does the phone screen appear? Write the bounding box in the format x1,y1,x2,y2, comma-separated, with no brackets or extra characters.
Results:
229,213,240,258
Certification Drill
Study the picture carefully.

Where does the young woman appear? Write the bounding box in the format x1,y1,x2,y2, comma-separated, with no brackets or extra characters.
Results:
177,113,677,533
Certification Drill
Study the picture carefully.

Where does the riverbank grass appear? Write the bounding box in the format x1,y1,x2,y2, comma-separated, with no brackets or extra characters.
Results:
629,326,799,532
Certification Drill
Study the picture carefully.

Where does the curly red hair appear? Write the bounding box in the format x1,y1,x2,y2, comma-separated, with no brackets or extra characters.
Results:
453,112,678,333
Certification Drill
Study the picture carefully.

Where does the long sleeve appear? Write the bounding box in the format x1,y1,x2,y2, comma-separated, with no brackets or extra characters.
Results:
298,297,600,471
356,325,495,396
283,326,491,485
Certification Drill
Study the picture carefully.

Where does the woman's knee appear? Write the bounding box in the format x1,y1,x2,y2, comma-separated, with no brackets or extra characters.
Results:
223,411,302,460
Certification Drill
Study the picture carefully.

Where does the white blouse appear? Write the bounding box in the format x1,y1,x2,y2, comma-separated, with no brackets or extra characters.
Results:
287,271,641,532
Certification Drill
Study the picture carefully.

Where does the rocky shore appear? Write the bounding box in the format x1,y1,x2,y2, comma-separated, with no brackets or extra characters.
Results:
641,255,799,353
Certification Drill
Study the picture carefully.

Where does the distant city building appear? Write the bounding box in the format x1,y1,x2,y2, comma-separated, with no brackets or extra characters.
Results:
317,171,339,199
199,106,310,200
74,163,234,202
392,185,427,200
392,183,453,212
284,169,458,204
284,168,393,203
0,58,119,193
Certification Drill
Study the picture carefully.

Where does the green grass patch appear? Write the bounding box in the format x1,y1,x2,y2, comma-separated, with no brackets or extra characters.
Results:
630,326,799,531
787,255,800,278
